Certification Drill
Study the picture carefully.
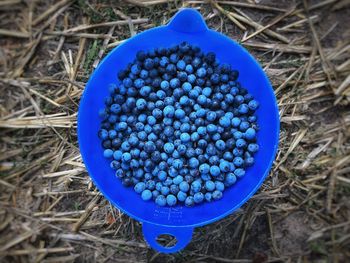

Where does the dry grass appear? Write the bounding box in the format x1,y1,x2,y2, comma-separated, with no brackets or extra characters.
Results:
1,0,350,262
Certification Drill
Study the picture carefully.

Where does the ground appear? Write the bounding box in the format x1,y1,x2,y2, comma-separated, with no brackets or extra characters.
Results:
0,0,350,262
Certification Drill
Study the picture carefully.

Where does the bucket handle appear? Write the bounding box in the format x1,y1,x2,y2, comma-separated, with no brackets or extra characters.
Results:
168,8,208,33
142,222,193,253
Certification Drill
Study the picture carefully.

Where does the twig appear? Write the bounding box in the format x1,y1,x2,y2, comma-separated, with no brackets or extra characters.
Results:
72,195,101,232
188,0,287,12
0,0,21,6
304,0,336,91
242,6,296,42
124,0,174,7
210,0,247,31
0,247,74,256
32,0,71,26
0,29,29,38
63,19,148,33
266,209,280,256
29,88,62,107
12,33,42,78
243,42,312,54
93,25,116,68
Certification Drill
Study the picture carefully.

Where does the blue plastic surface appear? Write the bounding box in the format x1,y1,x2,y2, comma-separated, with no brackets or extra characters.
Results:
78,8,280,253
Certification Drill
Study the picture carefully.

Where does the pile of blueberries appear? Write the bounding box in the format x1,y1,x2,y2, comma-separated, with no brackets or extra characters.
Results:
98,42,259,207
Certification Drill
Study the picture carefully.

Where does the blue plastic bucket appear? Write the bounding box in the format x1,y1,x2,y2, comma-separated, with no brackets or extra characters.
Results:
78,8,280,253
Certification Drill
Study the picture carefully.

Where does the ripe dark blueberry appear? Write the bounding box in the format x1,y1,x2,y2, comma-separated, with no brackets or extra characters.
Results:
136,50,146,61
212,100,220,110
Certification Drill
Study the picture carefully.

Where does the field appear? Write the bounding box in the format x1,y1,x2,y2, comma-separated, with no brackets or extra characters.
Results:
0,0,349,262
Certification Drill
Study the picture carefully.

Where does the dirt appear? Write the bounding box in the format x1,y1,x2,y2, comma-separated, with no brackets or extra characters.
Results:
275,212,312,256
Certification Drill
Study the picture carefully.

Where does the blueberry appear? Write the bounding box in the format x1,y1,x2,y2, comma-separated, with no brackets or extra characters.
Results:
172,175,183,185
206,144,217,157
233,157,244,167
159,56,169,67
236,138,247,148
136,98,147,110
177,191,187,202
134,182,146,194
151,190,160,199
188,89,199,100
179,41,190,53
185,64,193,73
108,115,117,124
235,95,244,105
182,82,192,92
180,123,190,133
164,142,175,154
234,168,245,178
180,133,191,143
197,126,207,136
194,192,204,203
231,117,241,127
144,58,154,70
166,64,176,74
155,195,167,206
196,67,206,78
107,130,116,140
166,194,177,206
245,128,256,140
206,111,217,122
215,140,226,151
178,71,188,82
121,141,131,151
199,163,210,174
163,105,175,118
161,186,170,196
248,99,259,110
179,95,189,105
141,189,152,201
245,157,254,166
185,196,195,207
144,141,156,153
187,74,196,84
170,53,179,63
103,149,113,158
123,78,133,88
191,180,201,193
189,157,199,168
197,95,207,105
170,78,180,89
179,181,190,192
170,184,179,195
219,116,231,128
191,132,199,142
173,159,183,169
205,180,215,191
219,160,230,172
176,60,186,70
233,131,243,140
212,190,223,200
136,50,146,61
207,124,217,134
210,165,220,177
224,173,236,186
247,143,259,153
158,171,167,181
215,181,225,191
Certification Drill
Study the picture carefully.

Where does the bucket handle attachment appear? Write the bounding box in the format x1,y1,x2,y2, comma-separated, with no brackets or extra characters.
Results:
168,8,208,33
142,222,193,253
